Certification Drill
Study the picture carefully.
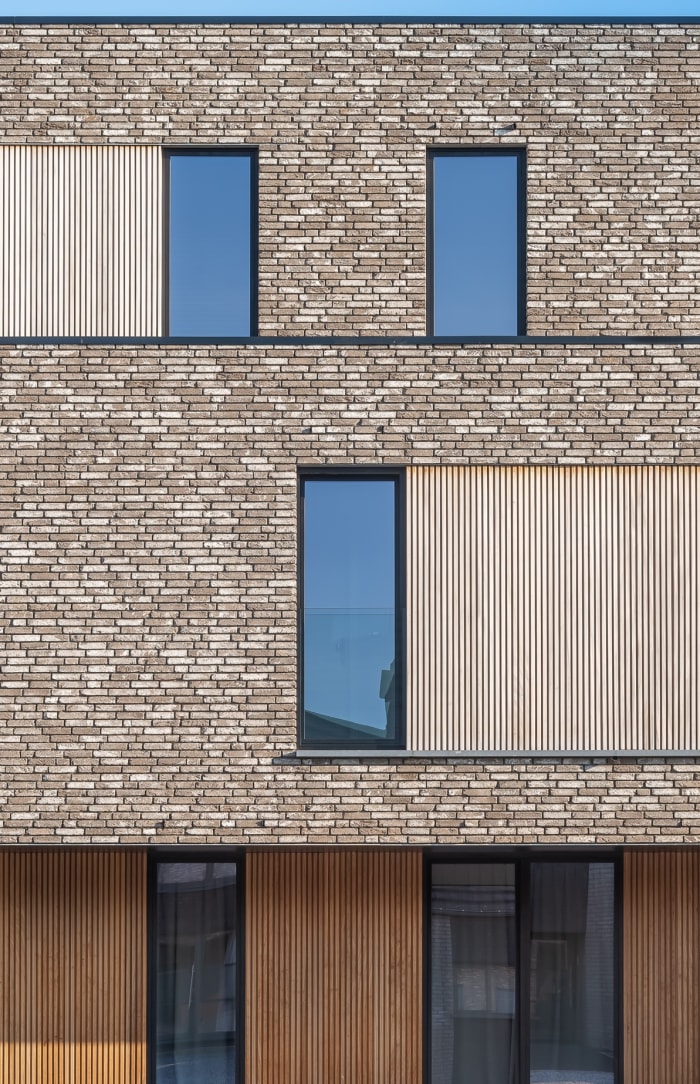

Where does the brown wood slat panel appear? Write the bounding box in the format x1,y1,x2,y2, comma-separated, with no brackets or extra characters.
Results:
624,849,700,1084
0,850,147,1084
0,145,163,337
407,465,700,751
246,850,422,1084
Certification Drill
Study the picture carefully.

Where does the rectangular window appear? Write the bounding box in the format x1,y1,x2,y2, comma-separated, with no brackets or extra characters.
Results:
300,472,403,748
167,149,256,337
430,857,617,1084
429,148,525,337
153,860,241,1084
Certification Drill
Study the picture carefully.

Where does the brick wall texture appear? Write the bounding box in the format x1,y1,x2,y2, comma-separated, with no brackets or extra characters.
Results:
2,22,700,844
1,21,700,334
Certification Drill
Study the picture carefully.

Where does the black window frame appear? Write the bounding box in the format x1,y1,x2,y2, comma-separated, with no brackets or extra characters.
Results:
147,849,245,1084
425,849,622,1084
163,146,259,338
427,146,527,338
298,467,406,751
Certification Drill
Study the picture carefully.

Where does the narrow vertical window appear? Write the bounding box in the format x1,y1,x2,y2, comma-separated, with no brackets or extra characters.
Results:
429,149,524,336
431,864,517,1084
167,150,256,336
529,862,615,1082
301,473,402,748
155,861,239,1084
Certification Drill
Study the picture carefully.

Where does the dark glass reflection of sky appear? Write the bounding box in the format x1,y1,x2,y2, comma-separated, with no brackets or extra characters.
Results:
433,154,518,336
169,154,251,336
304,480,395,609
304,479,395,731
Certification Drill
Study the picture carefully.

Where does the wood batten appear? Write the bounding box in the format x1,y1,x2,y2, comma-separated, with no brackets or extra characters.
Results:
0,850,147,1084
0,145,162,337
246,850,422,1084
624,849,700,1084
407,465,700,751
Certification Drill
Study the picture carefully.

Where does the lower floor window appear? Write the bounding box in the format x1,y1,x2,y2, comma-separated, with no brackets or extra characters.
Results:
154,861,240,1084
430,858,617,1084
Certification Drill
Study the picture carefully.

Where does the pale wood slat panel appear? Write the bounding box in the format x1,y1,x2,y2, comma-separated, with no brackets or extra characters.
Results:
0,850,147,1084
0,145,162,337
407,465,700,751
246,849,422,1084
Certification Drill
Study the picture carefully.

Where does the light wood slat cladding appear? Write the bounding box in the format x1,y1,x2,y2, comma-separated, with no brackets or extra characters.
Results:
0,145,162,336
407,465,700,751
0,850,147,1084
246,850,422,1084
624,850,700,1084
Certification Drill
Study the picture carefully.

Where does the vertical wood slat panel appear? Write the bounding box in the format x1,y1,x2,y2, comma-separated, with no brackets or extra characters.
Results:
246,850,422,1084
0,850,147,1084
0,146,163,337
624,850,700,1084
407,465,700,751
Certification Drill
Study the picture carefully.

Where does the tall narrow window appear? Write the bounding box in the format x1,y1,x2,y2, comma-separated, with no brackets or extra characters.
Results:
154,861,240,1084
429,149,524,336
529,862,615,1082
431,864,517,1084
167,150,256,336
301,473,402,748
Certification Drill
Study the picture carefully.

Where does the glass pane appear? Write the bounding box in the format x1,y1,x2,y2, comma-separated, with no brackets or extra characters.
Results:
303,477,397,744
156,862,238,1084
431,864,517,1084
433,153,519,336
529,863,615,1084
169,154,251,336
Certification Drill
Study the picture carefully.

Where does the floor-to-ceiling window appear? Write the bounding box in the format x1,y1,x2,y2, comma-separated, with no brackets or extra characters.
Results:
430,856,617,1084
153,860,240,1084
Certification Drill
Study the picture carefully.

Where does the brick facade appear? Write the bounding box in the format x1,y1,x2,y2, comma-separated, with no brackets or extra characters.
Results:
1,21,700,845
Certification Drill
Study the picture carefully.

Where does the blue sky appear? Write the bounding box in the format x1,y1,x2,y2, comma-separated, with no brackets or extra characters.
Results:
3,2,700,17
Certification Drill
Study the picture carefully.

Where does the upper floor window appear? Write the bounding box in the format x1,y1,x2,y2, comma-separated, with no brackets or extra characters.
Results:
429,148,525,337
167,149,257,337
300,472,403,749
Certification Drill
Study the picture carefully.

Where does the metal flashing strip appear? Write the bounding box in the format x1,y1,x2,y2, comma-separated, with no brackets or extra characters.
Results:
292,748,700,759
3,334,700,347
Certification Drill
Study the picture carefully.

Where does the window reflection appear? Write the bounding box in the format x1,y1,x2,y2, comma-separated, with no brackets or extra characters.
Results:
432,864,517,1084
156,862,238,1084
432,151,521,336
169,152,253,337
302,476,399,745
431,860,616,1084
529,863,614,1084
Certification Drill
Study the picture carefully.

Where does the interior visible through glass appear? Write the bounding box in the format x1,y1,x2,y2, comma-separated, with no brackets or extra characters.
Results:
431,863,517,1084
169,153,252,336
529,862,615,1084
156,862,238,1084
432,153,519,337
303,477,397,744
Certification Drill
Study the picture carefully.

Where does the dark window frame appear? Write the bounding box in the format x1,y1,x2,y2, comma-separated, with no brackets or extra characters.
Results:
298,467,406,751
147,849,245,1084
163,146,259,338
427,146,527,338
425,849,622,1084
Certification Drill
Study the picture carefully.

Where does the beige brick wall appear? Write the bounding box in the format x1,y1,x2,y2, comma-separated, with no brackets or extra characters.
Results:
1,342,700,844
1,22,700,334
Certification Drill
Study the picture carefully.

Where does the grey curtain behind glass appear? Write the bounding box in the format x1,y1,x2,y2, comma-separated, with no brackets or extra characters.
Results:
156,863,238,1084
